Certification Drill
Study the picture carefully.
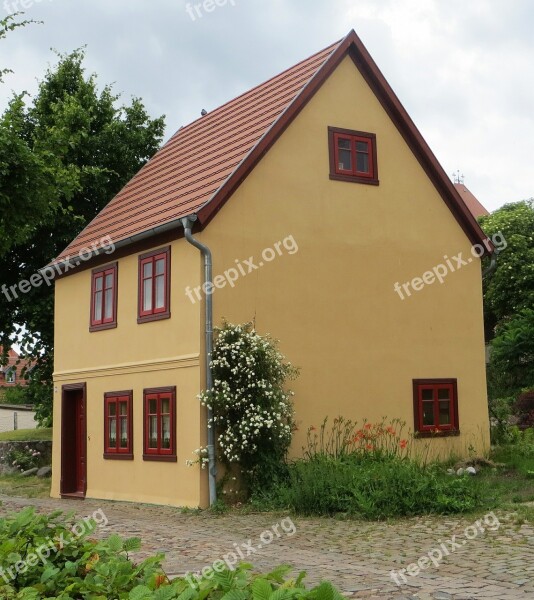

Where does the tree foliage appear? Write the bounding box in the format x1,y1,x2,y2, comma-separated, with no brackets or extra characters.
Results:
0,42,165,424
480,199,534,340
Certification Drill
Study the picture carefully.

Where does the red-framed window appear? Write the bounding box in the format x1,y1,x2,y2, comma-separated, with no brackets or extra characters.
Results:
328,126,378,185
104,391,133,459
90,263,118,331
413,379,459,436
143,387,177,461
138,247,170,323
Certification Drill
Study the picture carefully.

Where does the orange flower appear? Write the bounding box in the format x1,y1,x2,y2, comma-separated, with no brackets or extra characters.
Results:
366,444,373,450
386,426,396,436
364,423,372,430
399,439,408,449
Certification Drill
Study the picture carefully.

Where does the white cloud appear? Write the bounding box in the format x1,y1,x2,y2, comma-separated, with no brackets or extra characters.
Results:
1,0,532,211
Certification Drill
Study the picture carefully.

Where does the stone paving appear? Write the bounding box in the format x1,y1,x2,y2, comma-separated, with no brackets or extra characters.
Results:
1,494,533,599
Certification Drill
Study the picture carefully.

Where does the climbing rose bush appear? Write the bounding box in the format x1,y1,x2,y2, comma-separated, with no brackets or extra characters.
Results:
199,322,298,488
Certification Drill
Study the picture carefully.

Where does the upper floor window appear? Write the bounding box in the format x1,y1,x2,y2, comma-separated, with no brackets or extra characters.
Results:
138,247,170,323
104,391,133,459
143,387,177,461
413,379,459,436
5,367,15,384
328,127,378,185
90,263,118,332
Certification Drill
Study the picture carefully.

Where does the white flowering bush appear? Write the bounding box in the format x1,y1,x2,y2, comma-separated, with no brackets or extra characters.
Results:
199,321,298,491
186,446,209,469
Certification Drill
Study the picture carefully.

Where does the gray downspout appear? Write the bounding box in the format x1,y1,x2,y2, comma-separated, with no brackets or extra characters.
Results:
181,215,217,506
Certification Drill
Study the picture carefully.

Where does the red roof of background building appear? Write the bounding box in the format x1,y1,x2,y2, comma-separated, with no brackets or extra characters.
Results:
54,30,491,266
0,347,30,387
454,183,490,219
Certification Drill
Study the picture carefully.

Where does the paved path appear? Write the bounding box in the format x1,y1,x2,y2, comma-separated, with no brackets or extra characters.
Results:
1,494,533,599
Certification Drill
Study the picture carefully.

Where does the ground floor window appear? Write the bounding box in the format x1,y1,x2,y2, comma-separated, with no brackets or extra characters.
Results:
143,387,177,461
413,379,459,436
104,391,133,459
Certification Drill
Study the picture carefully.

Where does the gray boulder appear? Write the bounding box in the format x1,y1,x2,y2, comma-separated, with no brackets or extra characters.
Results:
37,466,52,478
21,467,39,477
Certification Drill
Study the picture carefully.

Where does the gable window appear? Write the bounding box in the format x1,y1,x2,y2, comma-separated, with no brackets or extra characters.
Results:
328,127,378,185
104,391,133,459
413,379,459,436
5,368,15,384
143,387,176,461
90,263,118,331
138,247,170,323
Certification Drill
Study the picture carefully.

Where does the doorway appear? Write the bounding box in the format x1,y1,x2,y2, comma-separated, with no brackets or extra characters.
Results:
60,383,87,498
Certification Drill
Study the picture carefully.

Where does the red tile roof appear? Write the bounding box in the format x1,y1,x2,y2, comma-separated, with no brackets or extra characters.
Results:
54,30,491,266
54,38,342,263
454,183,490,219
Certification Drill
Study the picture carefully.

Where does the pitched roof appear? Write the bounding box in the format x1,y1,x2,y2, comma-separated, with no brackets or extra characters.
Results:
54,30,491,266
454,183,490,219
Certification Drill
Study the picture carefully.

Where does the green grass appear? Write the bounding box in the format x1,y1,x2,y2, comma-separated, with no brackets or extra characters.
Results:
0,428,52,442
0,474,51,498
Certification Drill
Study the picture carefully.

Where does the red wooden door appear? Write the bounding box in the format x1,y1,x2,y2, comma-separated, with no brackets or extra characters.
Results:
61,384,87,497
75,391,86,493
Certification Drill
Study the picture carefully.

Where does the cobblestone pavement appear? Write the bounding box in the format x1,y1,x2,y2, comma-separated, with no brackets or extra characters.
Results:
1,494,533,599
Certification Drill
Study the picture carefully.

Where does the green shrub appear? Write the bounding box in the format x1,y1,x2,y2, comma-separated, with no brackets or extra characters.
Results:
5,446,43,472
2,386,32,406
252,416,484,519
0,507,342,599
262,454,483,519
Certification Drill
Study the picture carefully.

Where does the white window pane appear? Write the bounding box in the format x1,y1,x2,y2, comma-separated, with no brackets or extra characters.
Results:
155,275,165,309
155,258,165,275
149,416,158,448
120,417,128,448
104,289,113,319
161,415,171,449
143,262,153,278
109,417,117,447
143,279,152,311
94,290,103,321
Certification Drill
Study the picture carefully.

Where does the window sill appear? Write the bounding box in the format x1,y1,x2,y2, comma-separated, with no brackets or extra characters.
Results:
103,453,134,460
137,311,171,324
330,173,379,185
90,322,117,332
415,429,460,438
143,453,177,462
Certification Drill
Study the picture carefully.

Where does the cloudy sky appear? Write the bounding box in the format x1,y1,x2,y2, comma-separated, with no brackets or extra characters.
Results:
1,0,533,211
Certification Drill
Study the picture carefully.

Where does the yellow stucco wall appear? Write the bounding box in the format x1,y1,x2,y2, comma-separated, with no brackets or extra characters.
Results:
53,54,490,509
194,55,490,460
52,241,208,507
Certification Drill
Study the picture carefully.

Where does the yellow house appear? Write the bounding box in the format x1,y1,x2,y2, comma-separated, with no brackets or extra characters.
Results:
50,30,492,508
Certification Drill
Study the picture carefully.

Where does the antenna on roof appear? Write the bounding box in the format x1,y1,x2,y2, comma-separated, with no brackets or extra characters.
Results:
452,169,465,185
201,109,208,116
